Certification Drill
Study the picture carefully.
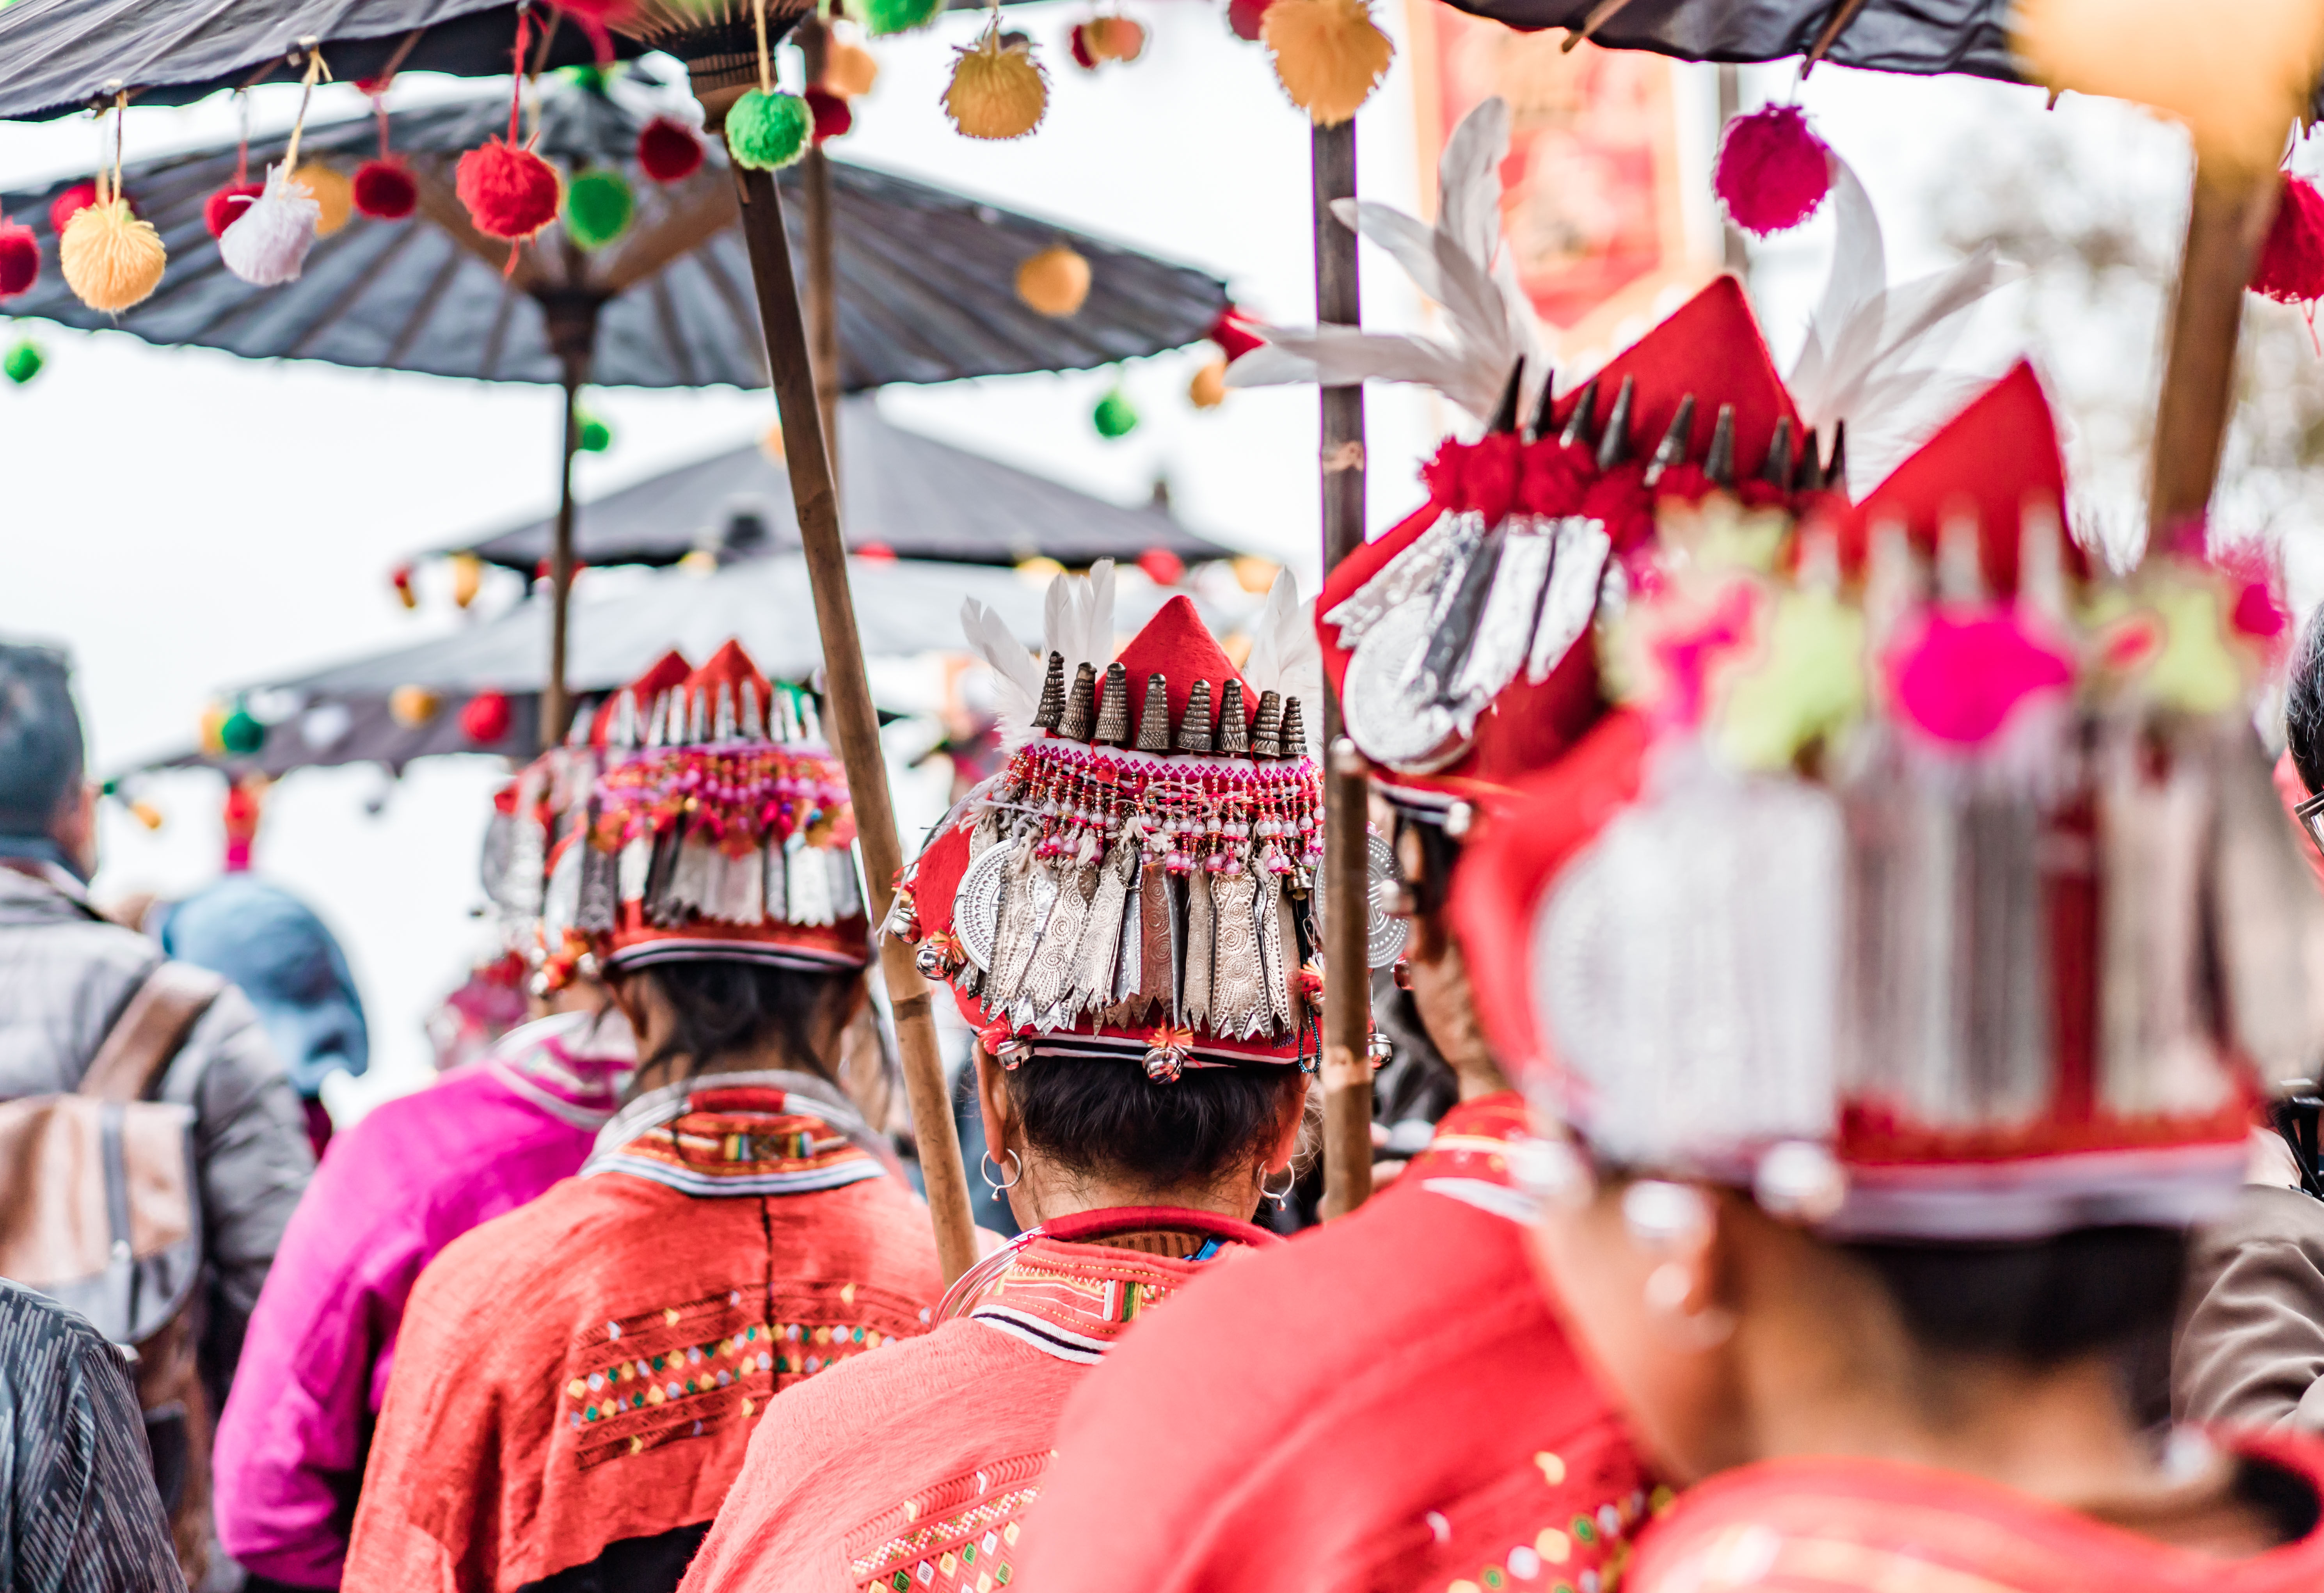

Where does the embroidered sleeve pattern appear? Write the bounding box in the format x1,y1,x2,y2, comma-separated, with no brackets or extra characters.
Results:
845,1451,1052,1593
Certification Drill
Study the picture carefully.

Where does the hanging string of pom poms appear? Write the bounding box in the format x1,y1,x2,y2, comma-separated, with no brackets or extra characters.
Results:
456,9,563,268
726,0,814,170
60,94,166,314
218,47,330,288
354,74,419,220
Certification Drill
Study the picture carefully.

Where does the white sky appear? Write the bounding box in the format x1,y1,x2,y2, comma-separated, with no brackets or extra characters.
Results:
0,7,2212,1110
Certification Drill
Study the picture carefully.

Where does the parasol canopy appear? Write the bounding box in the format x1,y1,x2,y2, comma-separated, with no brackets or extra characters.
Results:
0,76,1230,390
454,396,1233,572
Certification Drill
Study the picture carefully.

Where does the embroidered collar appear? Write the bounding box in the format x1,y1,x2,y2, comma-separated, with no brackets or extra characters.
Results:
942,1206,1280,1365
582,1069,889,1199
485,1011,636,1129
1414,1092,1547,1224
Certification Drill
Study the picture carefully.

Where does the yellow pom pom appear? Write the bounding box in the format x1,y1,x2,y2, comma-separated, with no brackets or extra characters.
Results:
946,28,1048,141
1189,356,1228,409
2013,0,2324,179
130,801,164,832
1015,555,1066,585
1261,0,1393,126
824,37,881,98
449,552,484,609
294,163,354,236
61,198,165,314
389,684,442,727
1087,16,1146,62
1016,244,1091,317
1232,555,1281,594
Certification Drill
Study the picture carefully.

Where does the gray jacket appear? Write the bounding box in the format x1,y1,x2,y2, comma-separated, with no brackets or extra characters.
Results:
0,863,313,1386
2173,1182,2324,1433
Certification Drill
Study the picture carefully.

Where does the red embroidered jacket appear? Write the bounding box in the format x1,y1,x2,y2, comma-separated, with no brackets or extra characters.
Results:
342,1084,943,1593
1010,1093,1657,1593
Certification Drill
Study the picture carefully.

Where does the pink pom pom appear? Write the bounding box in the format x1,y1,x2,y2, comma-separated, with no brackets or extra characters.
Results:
1887,609,2073,748
1713,105,1833,238
2251,171,2324,309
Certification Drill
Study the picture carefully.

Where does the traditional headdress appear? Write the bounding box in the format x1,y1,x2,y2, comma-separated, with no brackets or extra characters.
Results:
890,568,1333,1080
1450,362,2320,1240
540,639,871,983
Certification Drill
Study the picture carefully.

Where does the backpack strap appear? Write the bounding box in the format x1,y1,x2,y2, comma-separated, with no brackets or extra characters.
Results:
80,963,227,1103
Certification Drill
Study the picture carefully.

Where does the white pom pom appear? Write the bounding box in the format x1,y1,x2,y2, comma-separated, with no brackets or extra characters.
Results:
219,164,321,287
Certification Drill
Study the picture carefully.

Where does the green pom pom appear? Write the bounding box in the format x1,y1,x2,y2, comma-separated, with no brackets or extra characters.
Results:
4,340,42,386
1093,387,1140,439
863,0,942,34
578,414,613,453
219,707,267,757
563,168,634,250
726,90,812,172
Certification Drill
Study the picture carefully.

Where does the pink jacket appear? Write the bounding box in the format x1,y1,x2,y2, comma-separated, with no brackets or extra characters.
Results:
212,1011,632,1589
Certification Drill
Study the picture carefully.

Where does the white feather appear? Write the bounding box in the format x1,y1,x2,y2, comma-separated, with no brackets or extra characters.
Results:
1788,156,2022,498
1226,96,1550,426
960,597,1043,749
1240,571,1323,756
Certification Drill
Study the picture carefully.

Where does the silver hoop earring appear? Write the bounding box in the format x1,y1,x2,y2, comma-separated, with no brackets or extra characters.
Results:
1261,1165,1296,1210
981,1148,1022,1193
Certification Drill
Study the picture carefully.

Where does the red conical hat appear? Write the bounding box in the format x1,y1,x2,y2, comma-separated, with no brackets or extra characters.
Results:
1116,595,1255,740
1836,361,2081,595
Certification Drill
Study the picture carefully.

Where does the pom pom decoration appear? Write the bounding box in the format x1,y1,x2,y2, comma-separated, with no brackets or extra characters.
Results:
1189,356,1229,408
1094,386,1140,438
2251,170,2324,312
1138,547,1186,585
456,138,562,242
563,167,635,250
1070,25,1099,69
459,691,513,744
806,87,853,145
1260,0,1393,127
725,89,813,171
60,195,166,314
1078,15,1146,63
825,39,880,98
295,163,354,235
219,705,268,756
0,219,35,298
4,339,42,385
450,552,484,609
48,181,99,237
863,0,942,36
1885,608,2073,748
203,182,265,240
219,165,322,287
391,564,418,609
1228,0,1271,40
1712,104,1833,237
353,159,419,220
1016,243,1091,316
945,28,1048,140
389,684,442,727
578,414,613,453
636,116,705,183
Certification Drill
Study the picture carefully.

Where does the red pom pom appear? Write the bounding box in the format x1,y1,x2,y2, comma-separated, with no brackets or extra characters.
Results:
2252,171,2324,308
636,116,705,184
1070,23,1099,68
1713,105,1833,238
455,139,561,242
806,86,852,145
1517,439,1594,516
1209,305,1265,361
1137,547,1185,586
460,691,514,745
1460,432,1523,525
353,159,419,220
48,180,99,236
0,222,37,299
203,181,265,240
855,540,897,563
1227,0,1271,41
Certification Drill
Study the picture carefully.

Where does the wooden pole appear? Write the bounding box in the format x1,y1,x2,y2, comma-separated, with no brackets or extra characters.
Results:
797,16,845,496
1716,64,1748,279
724,157,981,1286
2147,162,2277,538
543,360,583,751
1313,118,1374,1221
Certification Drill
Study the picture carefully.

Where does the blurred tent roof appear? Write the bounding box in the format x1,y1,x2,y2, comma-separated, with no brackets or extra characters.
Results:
0,78,1230,391
130,551,1227,777
455,397,1234,571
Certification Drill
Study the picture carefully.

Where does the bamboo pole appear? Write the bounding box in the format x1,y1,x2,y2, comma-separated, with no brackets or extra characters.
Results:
540,290,599,751
1313,119,1374,1222
2147,162,2278,538
723,157,981,1285
797,16,846,498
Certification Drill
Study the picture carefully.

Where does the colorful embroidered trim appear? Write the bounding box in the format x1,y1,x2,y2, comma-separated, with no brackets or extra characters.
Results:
583,1105,883,1199
560,1287,906,1472
961,1240,1190,1366
846,1451,1051,1593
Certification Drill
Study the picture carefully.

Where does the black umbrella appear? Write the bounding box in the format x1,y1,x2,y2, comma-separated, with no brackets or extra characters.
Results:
454,396,1234,571
1,72,1228,742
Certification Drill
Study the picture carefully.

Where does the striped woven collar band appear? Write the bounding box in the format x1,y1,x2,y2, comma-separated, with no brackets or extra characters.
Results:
582,1069,890,1199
